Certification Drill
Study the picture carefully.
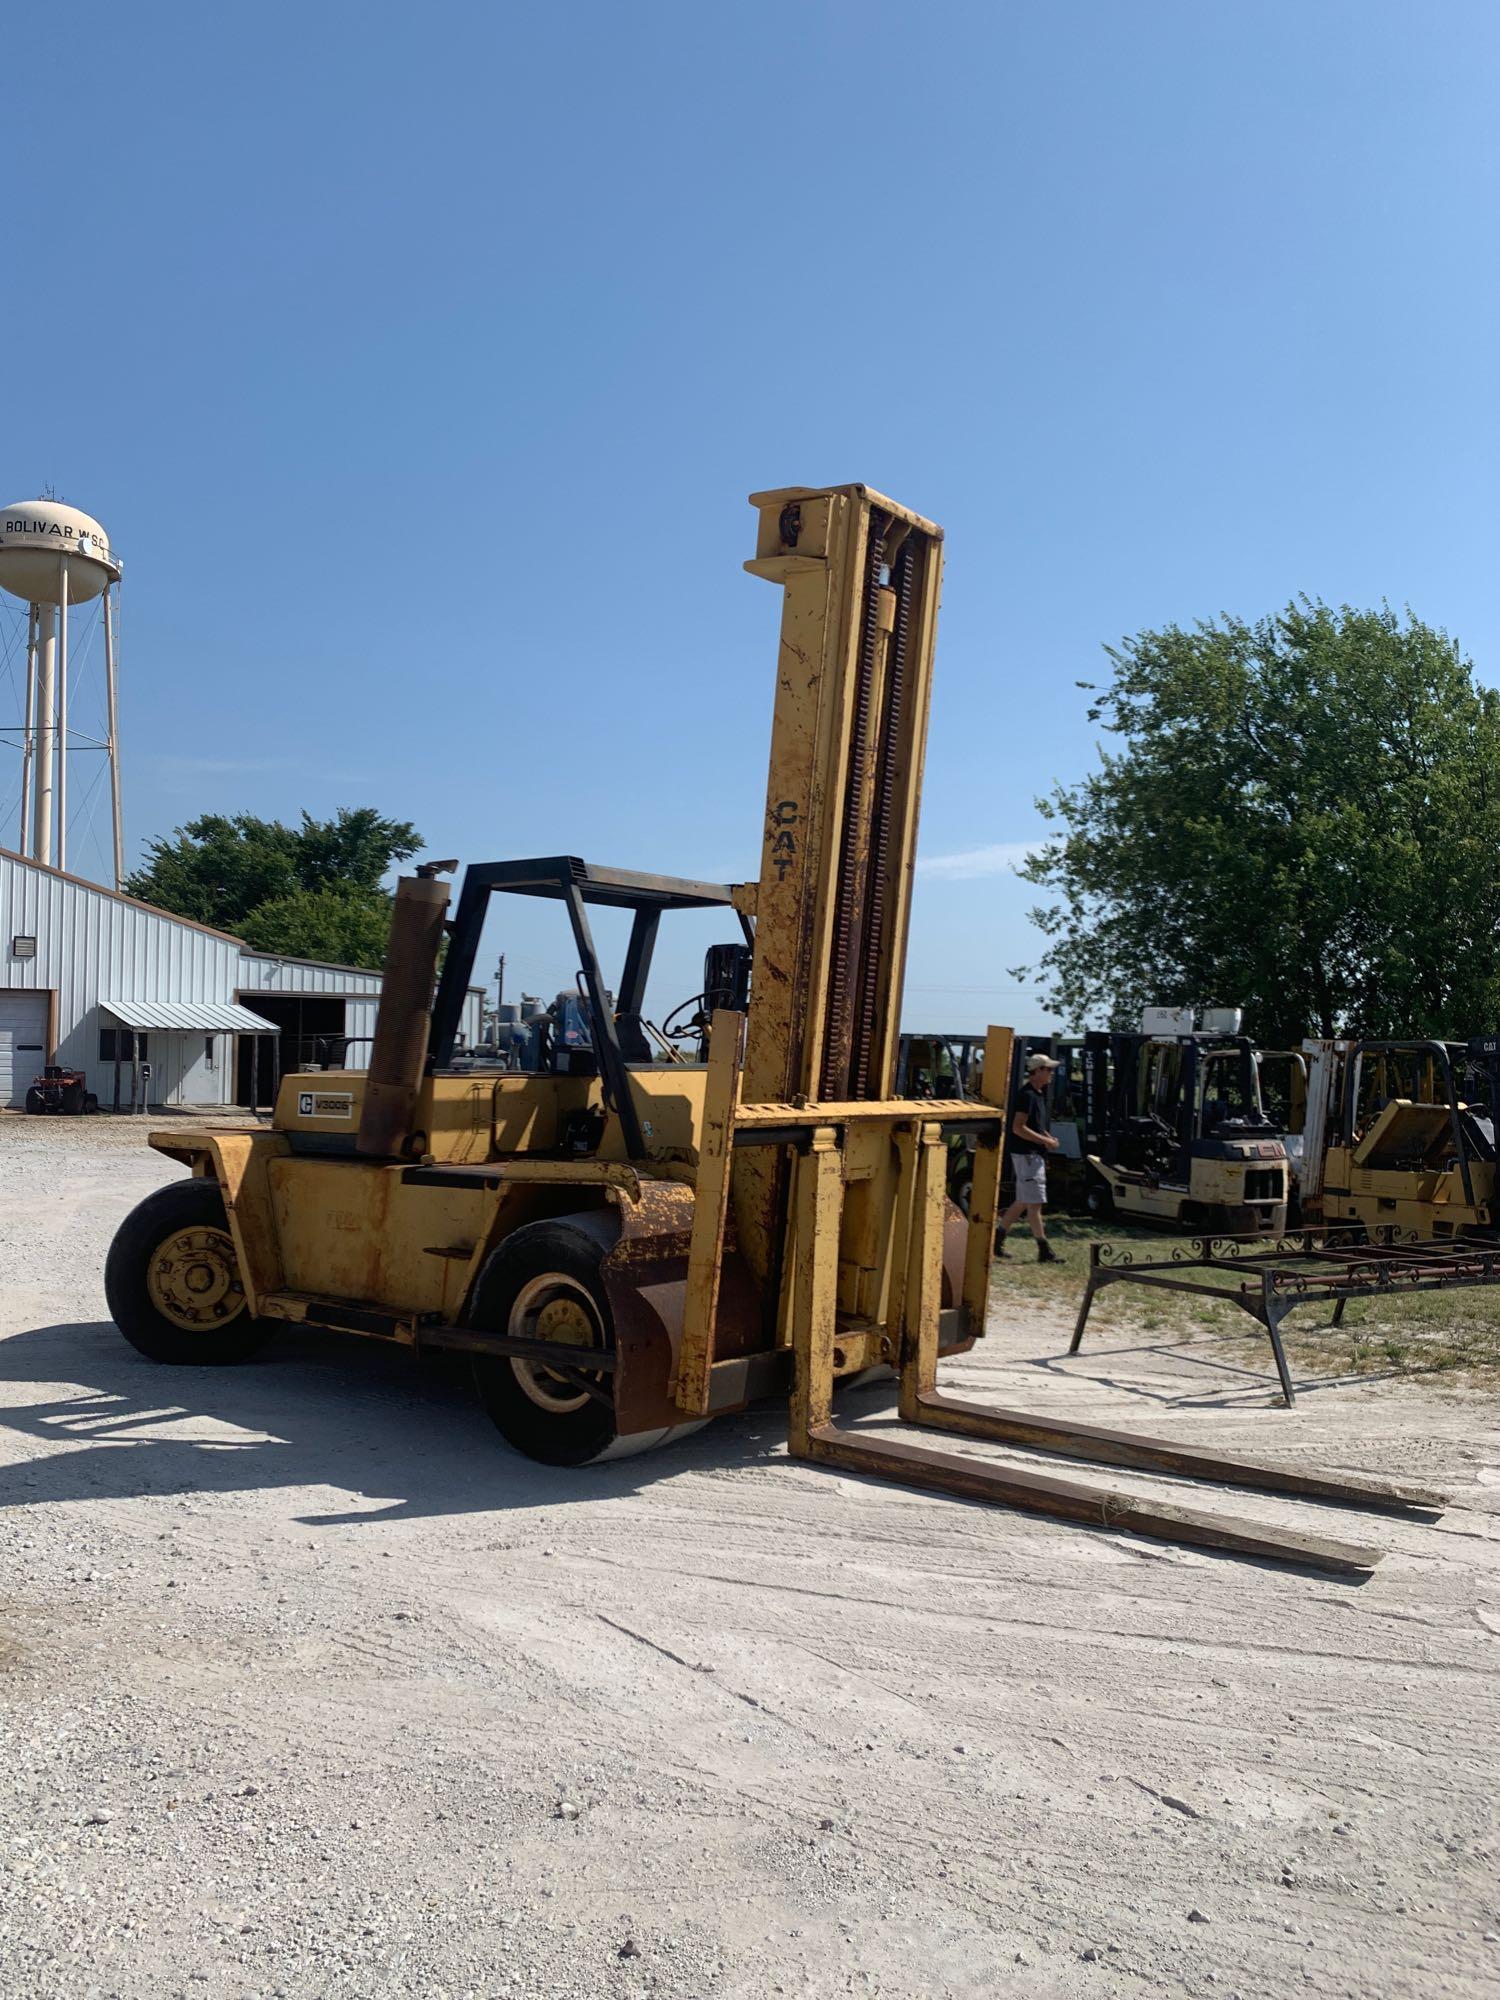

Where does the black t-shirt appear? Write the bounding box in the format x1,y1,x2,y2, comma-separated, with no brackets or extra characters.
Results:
1010,1082,1051,1155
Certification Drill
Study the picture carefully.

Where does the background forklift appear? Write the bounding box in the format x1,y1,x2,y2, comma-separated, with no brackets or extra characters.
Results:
1312,1036,1498,1240
1082,1009,1289,1232
100,482,1433,1570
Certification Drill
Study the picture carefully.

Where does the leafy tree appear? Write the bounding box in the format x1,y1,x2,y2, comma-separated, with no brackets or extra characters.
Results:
1018,601,1500,1044
288,807,423,896
127,807,423,969
237,885,399,968
125,813,301,930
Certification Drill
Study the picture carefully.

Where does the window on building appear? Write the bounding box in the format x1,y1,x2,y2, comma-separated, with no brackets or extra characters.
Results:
99,1029,148,1063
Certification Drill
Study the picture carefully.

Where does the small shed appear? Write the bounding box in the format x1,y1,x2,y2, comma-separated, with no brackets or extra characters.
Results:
98,998,282,1113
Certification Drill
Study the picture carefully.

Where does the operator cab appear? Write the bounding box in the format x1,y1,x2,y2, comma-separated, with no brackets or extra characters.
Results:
426,857,755,1162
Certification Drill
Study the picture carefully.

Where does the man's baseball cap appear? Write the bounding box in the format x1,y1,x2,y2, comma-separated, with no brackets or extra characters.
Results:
1024,1051,1060,1072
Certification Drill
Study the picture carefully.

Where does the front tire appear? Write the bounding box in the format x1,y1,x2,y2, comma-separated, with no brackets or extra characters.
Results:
105,1179,269,1365
469,1222,624,1466
469,1220,701,1467
24,1087,44,1114
1085,1173,1114,1220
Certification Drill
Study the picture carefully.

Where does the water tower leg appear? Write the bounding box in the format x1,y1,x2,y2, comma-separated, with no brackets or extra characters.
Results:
33,604,56,867
104,584,123,889
19,606,37,858
56,557,68,873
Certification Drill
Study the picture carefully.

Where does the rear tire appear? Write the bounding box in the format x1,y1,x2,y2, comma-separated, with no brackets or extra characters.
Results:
105,1178,269,1365
1085,1174,1114,1220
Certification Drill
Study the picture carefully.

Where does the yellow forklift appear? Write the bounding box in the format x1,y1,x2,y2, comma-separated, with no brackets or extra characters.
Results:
103,482,1437,1569
1316,1037,1498,1239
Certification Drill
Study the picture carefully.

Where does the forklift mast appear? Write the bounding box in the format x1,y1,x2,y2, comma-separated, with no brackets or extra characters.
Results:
733,486,947,1288
740,486,942,1107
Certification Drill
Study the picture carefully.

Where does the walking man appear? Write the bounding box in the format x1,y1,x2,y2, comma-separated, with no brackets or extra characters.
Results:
997,1051,1063,1263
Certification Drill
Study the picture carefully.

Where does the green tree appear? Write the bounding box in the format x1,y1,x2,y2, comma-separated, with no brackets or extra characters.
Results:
1019,601,1500,1044
238,885,399,968
127,807,423,969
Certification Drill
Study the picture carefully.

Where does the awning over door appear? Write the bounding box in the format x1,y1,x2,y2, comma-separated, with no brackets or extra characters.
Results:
101,1000,281,1034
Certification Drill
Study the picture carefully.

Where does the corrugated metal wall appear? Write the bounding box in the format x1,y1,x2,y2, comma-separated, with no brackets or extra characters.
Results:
238,955,484,1057
237,953,385,997
0,851,242,1106
0,852,490,1108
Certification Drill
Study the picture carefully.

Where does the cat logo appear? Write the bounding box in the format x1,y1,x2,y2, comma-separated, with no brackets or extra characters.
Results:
298,1090,354,1120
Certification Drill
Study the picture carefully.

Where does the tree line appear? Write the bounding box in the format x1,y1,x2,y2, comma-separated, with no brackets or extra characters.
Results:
1019,600,1500,1044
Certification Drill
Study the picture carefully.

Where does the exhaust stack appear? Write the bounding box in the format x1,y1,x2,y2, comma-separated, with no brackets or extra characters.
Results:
356,865,454,1159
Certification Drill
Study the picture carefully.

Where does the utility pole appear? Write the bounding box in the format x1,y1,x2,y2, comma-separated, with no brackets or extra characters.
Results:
496,954,505,1011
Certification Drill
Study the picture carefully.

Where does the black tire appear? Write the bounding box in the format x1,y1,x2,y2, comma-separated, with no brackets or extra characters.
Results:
469,1221,623,1466
83,1093,99,1115
1085,1174,1114,1220
24,1087,45,1114
61,1081,84,1114
105,1179,270,1365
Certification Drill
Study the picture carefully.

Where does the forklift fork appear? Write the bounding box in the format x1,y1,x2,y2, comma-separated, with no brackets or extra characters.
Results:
784,1118,1443,1576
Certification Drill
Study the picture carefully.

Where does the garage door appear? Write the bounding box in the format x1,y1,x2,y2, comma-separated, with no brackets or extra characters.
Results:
0,992,48,1108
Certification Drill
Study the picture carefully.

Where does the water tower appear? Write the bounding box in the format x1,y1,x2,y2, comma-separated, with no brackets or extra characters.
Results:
0,500,123,882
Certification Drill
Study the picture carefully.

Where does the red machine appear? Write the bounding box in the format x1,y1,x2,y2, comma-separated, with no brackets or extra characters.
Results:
25,1066,99,1115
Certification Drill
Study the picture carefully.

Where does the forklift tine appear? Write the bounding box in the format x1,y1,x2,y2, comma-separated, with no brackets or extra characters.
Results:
912,1390,1448,1514
805,1423,1382,1575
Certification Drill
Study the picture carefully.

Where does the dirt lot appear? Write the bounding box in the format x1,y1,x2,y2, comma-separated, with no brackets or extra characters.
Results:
0,1119,1496,1999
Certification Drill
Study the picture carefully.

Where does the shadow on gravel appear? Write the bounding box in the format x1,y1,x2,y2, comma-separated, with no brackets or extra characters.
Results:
0,1319,789,1525
0,1331,1409,1581
1019,1329,1413,1408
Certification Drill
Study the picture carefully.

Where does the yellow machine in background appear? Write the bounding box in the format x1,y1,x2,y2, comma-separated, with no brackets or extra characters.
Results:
103,482,1434,1569
1312,1037,1498,1240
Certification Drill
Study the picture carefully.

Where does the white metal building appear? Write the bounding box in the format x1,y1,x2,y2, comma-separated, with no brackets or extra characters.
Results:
0,846,481,1111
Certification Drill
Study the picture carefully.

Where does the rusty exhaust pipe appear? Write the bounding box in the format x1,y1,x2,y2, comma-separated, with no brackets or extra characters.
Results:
356,864,454,1160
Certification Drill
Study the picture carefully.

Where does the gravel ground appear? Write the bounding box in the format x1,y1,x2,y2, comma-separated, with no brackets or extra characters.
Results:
0,1116,1497,1999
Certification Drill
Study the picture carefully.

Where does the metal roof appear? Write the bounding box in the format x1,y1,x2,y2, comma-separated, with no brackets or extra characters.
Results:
102,999,281,1034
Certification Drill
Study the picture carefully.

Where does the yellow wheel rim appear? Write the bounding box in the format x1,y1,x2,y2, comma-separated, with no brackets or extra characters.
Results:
146,1225,247,1333
507,1273,604,1413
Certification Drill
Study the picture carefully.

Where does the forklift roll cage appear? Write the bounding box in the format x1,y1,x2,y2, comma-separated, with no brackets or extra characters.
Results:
428,857,754,1161
1338,1037,1499,1215
1083,1030,1274,1161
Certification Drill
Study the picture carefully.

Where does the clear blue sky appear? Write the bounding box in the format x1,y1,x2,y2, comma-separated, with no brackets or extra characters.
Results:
2,2,1496,1033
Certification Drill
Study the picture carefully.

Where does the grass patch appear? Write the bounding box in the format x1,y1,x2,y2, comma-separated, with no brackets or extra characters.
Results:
991,1215,1500,1388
